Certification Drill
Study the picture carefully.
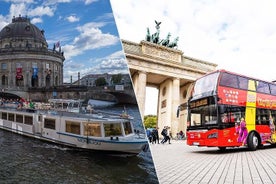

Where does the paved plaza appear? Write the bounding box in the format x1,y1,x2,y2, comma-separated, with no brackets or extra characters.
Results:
149,140,276,184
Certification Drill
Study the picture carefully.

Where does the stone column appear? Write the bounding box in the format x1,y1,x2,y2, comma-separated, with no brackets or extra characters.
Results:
135,71,147,118
131,72,139,95
171,78,180,137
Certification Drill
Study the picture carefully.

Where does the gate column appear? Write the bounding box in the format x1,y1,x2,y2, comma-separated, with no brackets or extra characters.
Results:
134,71,147,118
158,78,180,138
171,78,180,137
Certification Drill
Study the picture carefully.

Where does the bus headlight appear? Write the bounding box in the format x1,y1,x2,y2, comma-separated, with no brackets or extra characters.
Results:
207,132,218,139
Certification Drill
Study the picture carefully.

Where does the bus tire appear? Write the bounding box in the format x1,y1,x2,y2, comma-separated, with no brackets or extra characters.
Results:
218,147,226,152
247,132,259,151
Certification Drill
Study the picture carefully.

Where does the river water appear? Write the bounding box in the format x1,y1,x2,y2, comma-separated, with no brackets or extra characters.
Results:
0,104,159,184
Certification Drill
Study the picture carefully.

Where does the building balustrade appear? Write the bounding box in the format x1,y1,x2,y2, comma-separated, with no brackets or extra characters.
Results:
0,47,64,59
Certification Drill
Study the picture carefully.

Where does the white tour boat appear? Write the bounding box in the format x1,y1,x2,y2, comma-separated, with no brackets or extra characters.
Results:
0,99,148,155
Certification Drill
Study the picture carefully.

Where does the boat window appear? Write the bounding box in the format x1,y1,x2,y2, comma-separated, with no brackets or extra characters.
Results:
16,114,23,123
38,115,42,122
63,103,69,109
2,112,7,120
66,121,80,135
84,123,101,137
44,118,55,129
24,115,33,125
72,102,79,108
8,113,14,121
123,122,132,135
104,123,122,137
57,103,63,109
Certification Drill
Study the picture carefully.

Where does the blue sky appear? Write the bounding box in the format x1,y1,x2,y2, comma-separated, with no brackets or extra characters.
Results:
111,0,276,114
0,0,128,83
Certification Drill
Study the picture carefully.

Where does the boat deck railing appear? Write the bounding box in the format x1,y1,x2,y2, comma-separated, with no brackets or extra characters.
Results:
0,103,131,121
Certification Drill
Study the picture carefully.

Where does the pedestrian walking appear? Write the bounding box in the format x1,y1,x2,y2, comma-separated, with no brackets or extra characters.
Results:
161,126,171,144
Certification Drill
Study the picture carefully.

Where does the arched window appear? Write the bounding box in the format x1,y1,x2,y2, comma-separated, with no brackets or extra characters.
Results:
46,74,51,87
16,65,23,87
45,68,51,87
32,67,38,87
31,76,38,87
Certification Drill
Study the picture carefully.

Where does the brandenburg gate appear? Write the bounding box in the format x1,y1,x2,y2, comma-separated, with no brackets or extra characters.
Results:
122,22,217,137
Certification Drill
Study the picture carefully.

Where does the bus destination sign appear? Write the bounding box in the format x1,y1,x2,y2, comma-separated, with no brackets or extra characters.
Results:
190,98,208,108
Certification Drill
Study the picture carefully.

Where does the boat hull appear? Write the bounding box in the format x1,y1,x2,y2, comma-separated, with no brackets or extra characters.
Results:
0,108,148,155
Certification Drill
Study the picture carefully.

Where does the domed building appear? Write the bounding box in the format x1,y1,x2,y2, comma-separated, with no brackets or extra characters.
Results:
0,15,65,98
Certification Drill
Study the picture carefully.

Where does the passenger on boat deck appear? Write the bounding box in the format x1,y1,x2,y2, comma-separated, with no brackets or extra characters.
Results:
17,103,22,110
87,104,94,113
29,100,35,109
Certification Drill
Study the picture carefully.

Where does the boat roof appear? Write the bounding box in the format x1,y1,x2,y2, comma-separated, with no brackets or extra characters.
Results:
48,99,84,103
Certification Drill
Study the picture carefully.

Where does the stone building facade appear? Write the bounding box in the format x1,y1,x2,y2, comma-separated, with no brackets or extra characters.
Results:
0,15,65,92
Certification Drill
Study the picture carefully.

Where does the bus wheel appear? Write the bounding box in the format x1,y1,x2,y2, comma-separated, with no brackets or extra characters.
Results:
218,147,226,151
247,132,259,151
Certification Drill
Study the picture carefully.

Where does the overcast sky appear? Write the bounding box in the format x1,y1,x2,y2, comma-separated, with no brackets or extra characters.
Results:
111,0,276,115
0,0,128,83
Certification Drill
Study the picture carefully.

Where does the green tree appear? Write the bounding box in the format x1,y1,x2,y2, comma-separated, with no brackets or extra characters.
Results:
144,115,157,128
95,77,107,86
111,74,122,84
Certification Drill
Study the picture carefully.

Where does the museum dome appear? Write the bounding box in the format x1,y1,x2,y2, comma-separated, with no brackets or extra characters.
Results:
0,15,47,46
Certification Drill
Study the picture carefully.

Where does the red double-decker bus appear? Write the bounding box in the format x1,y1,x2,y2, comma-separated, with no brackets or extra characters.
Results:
187,69,276,151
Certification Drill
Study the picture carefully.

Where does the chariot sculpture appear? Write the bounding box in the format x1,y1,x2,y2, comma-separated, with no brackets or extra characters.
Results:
145,20,179,49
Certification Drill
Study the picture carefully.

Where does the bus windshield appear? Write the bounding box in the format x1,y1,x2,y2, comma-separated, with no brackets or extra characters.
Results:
192,72,219,99
189,97,218,127
190,104,218,126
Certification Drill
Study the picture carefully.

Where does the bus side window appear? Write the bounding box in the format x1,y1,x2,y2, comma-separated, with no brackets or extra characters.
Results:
257,109,270,125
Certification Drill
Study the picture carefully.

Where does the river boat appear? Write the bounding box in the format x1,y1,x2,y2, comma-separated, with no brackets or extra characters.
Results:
0,99,148,155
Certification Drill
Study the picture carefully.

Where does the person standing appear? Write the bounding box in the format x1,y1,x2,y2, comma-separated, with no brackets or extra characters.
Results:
152,127,159,144
155,127,160,144
146,128,152,143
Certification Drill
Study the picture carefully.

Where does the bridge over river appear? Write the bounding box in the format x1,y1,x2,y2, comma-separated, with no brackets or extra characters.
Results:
0,84,137,104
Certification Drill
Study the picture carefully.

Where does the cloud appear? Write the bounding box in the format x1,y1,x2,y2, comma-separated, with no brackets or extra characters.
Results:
5,2,55,24
28,6,55,17
95,13,114,21
94,51,129,74
31,17,42,24
4,0,34,3
66,15,79,22
0,15,9,30
100,58,128,71
108,50,125,58
62,22,119,59
63,50,128,82
42,0,71,6
84,0,98,5
9,3,27,18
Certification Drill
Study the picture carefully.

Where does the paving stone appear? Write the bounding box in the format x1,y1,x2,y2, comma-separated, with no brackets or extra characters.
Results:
149,140,276,184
